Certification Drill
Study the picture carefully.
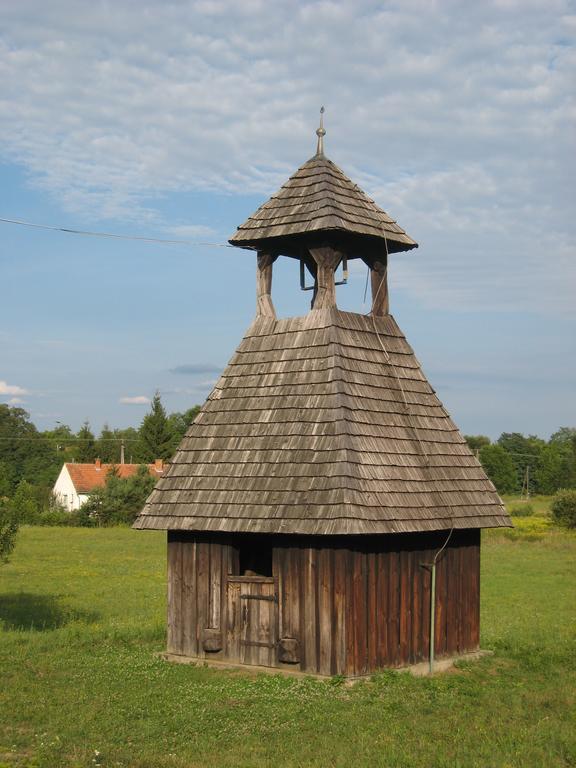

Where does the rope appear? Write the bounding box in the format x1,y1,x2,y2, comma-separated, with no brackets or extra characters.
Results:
362,263,370,306
367,235,430,466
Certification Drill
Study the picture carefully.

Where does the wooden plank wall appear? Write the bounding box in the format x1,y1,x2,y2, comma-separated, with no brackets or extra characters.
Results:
167,531,232,660
274,529,480,676
167,529,480,675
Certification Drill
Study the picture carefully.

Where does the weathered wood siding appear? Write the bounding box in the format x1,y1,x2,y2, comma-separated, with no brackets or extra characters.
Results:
167,530,480,675
167,532,231,659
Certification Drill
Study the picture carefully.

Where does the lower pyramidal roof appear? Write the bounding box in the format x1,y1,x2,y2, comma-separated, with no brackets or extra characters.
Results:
134,310,510,536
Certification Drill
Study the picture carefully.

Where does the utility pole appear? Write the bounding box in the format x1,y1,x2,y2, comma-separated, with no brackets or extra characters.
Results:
521,465,530,500
120,440,125,465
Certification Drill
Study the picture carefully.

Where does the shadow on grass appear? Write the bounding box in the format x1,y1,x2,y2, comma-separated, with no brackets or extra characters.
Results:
0,592,100,631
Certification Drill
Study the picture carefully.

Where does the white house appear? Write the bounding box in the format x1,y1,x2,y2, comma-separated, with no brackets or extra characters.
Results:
53,458,164,511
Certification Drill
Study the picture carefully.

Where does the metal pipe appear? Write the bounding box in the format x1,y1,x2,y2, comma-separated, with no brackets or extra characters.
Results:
429,562,436,675
422,523,454,676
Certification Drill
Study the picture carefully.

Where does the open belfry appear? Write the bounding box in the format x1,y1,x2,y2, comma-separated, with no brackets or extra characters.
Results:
134,112,511,676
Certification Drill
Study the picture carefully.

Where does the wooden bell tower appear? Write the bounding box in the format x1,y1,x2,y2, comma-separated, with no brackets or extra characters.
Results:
135,111,510,677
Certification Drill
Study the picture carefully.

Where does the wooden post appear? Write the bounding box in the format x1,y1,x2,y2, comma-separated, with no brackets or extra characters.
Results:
309,246,342,310
370,254,389,316
256,252,277,318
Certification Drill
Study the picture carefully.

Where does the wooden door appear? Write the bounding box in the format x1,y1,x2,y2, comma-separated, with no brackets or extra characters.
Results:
227,576,277,667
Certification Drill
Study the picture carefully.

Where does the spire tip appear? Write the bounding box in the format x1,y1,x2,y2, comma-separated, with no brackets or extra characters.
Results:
315,106,326,156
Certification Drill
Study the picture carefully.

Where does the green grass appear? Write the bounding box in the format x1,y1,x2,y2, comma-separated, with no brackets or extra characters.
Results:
502,494,553,516
498,495,556,539
0,526,574,768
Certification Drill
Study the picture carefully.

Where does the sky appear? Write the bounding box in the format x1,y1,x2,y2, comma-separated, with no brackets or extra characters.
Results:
0,0,574,440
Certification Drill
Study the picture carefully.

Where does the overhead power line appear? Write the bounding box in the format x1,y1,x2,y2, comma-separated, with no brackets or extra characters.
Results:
0,436,138,443
0,216,244,249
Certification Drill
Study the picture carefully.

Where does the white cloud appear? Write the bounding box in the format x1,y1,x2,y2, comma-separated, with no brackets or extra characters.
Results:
119,395,150,405
364,164,576,313
7,397,25,405
0,380,28,396
0,0,574,313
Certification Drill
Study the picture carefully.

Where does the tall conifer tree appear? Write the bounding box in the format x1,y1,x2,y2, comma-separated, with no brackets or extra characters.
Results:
138,393,174,462
76,421,97,463
97,424,118,463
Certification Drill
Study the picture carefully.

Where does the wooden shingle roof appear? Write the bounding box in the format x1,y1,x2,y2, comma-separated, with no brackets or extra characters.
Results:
134,310,509,535
229,155,418,255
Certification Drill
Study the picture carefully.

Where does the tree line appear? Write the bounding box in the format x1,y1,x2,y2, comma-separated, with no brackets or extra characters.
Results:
1,394,575,518
0,394,200,515
464,428,576,495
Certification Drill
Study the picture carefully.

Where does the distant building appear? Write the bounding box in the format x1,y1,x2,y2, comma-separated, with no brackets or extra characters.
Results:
53,458,164,511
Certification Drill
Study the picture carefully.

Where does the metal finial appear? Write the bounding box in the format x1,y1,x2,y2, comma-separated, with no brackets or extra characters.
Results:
315,106,326,156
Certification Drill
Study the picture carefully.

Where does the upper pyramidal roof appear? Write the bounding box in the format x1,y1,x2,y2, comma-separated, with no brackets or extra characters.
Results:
230,108,418,255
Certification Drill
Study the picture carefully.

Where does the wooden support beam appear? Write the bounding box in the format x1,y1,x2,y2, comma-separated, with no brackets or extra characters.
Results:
309,246,342,310
256,252,277,318
370,254,389,316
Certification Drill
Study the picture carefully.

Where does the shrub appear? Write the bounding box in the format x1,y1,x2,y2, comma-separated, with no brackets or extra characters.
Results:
0,498,19,563
551,489,576,529
509,503,534,517
82,465,155,526
34,509,69,526
68,507,97,527
11,480,41,524
33,506,98,527
500,515,552,542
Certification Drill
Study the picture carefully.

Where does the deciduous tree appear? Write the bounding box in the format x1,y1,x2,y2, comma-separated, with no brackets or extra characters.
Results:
83,465,156,525
464,435,491,453
497,432,544,494
535,444,570,495
479,444,518,494
167,405,201,451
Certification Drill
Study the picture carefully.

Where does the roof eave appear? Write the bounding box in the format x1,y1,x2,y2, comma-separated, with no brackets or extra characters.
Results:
228,228,419,258
133,513,512,535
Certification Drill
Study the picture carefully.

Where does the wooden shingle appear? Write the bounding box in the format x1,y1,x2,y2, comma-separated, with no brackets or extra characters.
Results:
134,309,509,535
229,155,418,254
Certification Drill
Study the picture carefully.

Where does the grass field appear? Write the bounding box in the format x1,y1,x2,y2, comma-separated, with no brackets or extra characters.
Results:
503,494,554,516
0,523,574,768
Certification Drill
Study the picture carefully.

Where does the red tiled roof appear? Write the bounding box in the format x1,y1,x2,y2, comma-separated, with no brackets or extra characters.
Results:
65,462,164,494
